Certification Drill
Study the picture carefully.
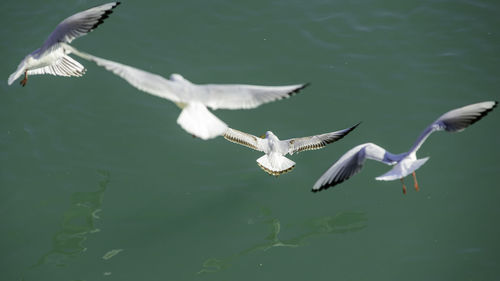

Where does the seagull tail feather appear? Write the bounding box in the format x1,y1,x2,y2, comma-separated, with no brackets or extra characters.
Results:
256,154,296,176
375,157,429,181
177,102,228,140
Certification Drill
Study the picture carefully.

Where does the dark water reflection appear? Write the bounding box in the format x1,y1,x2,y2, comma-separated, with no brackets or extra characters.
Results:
32,171,110,268
198,209,367,274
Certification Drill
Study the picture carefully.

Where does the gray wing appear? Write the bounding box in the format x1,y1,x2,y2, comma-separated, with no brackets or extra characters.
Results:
312,143,391,192
40,2,120,52
436,101,497,132
223,128,266,152
287,123,360,155
409,101,497,154
195,83,309,110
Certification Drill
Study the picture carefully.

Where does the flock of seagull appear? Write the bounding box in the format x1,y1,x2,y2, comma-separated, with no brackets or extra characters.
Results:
8,2,497,194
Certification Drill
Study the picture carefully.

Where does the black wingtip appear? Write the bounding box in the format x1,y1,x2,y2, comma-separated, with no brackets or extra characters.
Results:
467,100,498,128
311,177,347,193
90,2,121,31
334,121,361,142
352,121,362,130
286,82,310,98
301,82,311,90
311,183,333,193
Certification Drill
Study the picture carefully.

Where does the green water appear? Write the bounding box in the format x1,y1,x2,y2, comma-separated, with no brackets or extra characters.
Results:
1,0,499,280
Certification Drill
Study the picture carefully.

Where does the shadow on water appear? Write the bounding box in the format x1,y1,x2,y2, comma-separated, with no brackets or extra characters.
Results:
31,170,110,268
197,209,367,274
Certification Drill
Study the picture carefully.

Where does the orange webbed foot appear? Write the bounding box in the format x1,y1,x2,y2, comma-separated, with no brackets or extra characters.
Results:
20,71,28,87
412,172,420,192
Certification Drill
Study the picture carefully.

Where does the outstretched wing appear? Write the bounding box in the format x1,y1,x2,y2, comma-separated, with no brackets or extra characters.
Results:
66,45,182,103
436,101,497,132
195,83,309,110
67,44,307,110
287,123,360,155
312,143,391,192
41,2,120,52
223,128,266,152
409,101,497,154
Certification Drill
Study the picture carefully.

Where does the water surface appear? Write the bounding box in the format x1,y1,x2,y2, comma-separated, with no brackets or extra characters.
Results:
1,0,499,280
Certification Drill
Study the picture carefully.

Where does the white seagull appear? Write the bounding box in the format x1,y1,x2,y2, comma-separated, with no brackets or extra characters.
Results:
223,123,360,176
64,45,309,140
8,2,120,87
312,101,497,194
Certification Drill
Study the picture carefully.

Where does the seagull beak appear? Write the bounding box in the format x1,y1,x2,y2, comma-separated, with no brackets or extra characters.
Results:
259,134,266,139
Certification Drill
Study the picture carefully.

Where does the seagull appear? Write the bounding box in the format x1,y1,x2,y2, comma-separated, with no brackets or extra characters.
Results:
64,45,309,140
7,2,120,87
223,123,360,176
312,101,498,194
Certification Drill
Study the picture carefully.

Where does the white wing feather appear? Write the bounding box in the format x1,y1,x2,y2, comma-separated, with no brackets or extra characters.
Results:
27,55,85,77
66,45,183,103
197,83,309,110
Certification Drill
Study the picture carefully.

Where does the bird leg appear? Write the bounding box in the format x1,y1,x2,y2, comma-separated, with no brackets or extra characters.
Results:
400,178,407,195
412,172,420,192
20,71,28,87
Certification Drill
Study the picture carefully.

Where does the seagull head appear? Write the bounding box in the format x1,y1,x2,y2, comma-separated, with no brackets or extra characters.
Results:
170,73,187,82
170,73,182,80
261,131,276,139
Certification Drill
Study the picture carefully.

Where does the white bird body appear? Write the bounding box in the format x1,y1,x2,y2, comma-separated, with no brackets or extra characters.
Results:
313,101,497,193
376,153,429,181
224,124,360,176
263,132,288,154
8,2,120,86
64,45,309,140
256,132,296,175
22,48,60,71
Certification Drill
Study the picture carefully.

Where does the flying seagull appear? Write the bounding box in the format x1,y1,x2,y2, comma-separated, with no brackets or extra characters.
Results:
312,101,497,194
65,45,309,140
223,123,360,176
8,2,120,87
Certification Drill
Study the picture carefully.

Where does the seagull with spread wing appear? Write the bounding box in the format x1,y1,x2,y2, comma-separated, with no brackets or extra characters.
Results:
224,123,360,176
8,2,120,87
64,45,309,140
312,101,497,194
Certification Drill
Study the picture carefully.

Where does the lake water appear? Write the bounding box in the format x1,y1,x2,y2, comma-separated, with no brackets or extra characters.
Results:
1,0,499,280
